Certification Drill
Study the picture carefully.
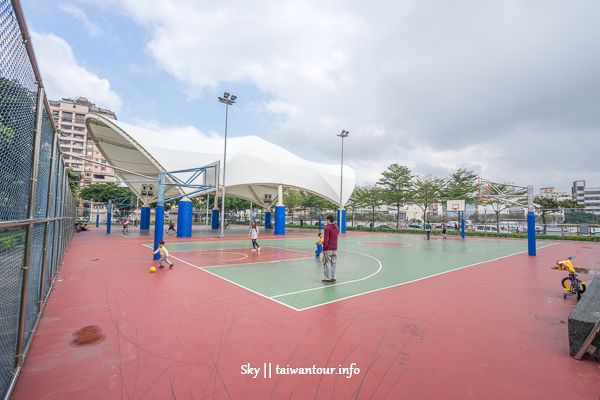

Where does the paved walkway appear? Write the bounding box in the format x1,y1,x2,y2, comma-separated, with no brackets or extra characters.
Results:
12,226,600,399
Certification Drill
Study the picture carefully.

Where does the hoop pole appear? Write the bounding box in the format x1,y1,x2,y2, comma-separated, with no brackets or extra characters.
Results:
527,185,536,256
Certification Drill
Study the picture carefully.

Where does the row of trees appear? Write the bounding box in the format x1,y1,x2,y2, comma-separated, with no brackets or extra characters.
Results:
344,164,585,233
346,165,479,229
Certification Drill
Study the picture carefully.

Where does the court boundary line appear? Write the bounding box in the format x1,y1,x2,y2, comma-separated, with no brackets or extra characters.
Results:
141,245,314,269
296,242,559,311
271,249,382,298
141,241,557,312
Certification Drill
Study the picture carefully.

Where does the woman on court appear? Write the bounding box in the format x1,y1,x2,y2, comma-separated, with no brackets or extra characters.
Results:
249,221,261,252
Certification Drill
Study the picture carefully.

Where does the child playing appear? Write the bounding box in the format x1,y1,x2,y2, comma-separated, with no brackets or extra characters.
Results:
315,232,323,257
153,240,174,269
249,221,260,252
168,221,176,234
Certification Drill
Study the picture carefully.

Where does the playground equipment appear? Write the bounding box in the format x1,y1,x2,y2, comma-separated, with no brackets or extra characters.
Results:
478,178,536,256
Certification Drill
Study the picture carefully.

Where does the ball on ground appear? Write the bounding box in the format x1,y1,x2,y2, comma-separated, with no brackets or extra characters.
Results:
150,267,156,273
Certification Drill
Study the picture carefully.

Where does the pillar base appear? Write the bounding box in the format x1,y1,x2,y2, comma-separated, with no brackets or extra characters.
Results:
337,209,346,233
177,200,192,237
140,206,151,230
211,209,219,229
275,206,285,235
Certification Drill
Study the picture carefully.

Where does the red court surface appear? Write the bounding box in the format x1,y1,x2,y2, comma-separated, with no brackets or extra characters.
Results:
12,227,600,399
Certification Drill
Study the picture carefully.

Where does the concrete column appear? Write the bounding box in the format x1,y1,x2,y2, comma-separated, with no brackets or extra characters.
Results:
265,211,272,229
153,172,165,260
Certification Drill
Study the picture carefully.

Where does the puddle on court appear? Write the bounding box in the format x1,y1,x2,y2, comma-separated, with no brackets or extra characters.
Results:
535,315,565,324
551,266,600,275
69,325,105,347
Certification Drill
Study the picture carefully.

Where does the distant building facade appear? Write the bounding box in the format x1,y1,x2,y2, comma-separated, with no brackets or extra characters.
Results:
49,97,117,188
538,187,571,202
572,180,600,214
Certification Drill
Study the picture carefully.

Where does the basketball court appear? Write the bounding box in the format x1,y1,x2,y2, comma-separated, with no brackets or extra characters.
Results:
11,226,600,399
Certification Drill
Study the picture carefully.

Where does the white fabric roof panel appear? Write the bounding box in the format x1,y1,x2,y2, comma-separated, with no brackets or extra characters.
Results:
85,113,355,208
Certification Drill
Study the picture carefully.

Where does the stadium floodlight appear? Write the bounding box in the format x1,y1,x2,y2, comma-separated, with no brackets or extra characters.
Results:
217,92,237,237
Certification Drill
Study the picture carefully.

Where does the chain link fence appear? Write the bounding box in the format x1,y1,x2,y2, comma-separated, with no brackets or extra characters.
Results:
0,0,77,397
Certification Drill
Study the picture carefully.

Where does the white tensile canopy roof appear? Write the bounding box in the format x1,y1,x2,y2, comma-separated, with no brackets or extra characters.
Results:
85,113,355,209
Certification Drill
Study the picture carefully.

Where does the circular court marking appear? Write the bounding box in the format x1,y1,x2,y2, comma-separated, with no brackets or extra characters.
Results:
359,241,411,247
216,251,249,262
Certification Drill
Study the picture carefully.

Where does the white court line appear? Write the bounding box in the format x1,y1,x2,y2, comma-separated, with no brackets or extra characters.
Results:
114,232,129,238
141,244,314,269
297,242,559,311
160,252,299,312
218,252,248,261
142,242,558,312
271,249,382,298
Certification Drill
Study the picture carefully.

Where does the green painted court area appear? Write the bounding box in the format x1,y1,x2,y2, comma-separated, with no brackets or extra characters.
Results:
151,235,554,311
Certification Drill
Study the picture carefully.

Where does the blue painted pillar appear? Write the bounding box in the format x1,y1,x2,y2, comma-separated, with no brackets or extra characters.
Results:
527,212,536,256
265,211,272,229
153,172,165,260
211,209,220,229
96,205,99,228
177,199,193,237
141,206,151,229
461,213,465,238
337,209,347,233
275,206,285,235
107,200,112,233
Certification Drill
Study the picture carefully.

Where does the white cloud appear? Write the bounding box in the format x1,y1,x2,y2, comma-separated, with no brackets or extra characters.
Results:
95,0,600,191
133,119,221,139
31,31,122,112
58,4,104,36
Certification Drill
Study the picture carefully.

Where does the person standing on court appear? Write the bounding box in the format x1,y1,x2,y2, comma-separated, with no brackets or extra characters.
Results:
322,214,339,284
425,222,432,240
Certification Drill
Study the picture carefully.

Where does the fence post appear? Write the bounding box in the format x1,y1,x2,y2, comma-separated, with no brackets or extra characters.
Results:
15,86,44,368
39,101,57,311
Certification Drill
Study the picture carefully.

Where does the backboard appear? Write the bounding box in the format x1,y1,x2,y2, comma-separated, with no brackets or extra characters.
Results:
447,199,466,212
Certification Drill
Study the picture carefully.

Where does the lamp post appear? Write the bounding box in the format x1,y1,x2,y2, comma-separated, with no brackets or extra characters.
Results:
337,130,349,233
217,92,237,237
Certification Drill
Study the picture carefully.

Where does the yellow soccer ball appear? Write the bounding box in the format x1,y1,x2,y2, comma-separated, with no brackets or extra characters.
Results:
150,267,156,273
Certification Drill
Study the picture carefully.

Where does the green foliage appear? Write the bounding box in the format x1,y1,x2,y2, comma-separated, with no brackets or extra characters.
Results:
564,210,600,224
66,167,82,198
79,183,136,205
377,164,413,228
444,168,478,204
411,175,446,223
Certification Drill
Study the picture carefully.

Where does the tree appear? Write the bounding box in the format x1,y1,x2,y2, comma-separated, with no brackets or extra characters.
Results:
377,164,413,229
283,188,303,223
79,183,136,204
534,197,560,234
412,175,446,223
66,167,82,198
345,186,361,227
354,185,384,231
443,168,478,202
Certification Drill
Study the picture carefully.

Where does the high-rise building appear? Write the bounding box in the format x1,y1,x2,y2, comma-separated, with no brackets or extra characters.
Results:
49,97,117,188
572,180,600,214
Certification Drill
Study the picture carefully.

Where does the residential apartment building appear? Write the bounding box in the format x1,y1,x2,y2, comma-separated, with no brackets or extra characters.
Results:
538,187,571,202
572,180,600,214
49,97,117,188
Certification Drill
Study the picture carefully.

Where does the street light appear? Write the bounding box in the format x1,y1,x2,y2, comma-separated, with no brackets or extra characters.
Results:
337,130,349,231
218,92,237,237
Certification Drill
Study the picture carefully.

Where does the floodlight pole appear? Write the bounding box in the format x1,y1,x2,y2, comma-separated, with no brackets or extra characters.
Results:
337,130,349,233
218,92,237,238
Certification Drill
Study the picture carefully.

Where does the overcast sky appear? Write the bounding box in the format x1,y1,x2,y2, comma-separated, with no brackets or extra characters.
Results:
22,0,600,193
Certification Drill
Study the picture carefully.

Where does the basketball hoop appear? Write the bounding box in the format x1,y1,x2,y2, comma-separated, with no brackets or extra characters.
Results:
478,178,491,202
451,204,459,210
